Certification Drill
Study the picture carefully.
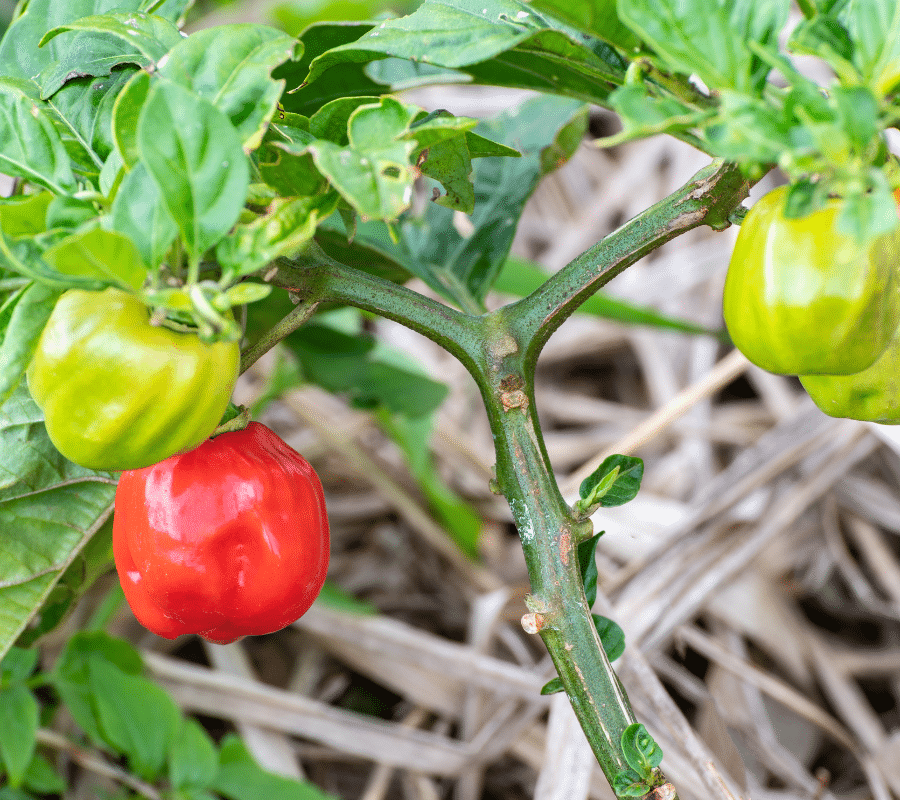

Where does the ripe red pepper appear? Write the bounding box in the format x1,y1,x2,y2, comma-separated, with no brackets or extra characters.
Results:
113,422,329,644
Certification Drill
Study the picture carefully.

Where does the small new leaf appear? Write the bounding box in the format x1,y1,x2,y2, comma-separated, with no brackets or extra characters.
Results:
540,677,564,695
612,768,650,797
577,455,643,512
621,722,664,778
593,614,626,662
577,532,603,608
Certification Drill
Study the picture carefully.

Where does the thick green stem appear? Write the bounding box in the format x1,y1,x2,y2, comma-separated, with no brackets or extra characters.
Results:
471,310,639,785
508,159,750,367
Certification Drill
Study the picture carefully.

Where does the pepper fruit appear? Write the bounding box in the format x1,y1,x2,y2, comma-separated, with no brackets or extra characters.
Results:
113,422,330,644
800,324,900,424
27,287,239,471
723,186,900,375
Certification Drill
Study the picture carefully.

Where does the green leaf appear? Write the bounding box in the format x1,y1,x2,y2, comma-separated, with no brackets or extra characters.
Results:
52,631,142,746
578,455,644,508
306,97,418,221
616,0,789,95
0,390,116,662
0,282,61,408
0,685,38,787
0,79,77,194
170,718,218,790
214,735,339,800
41,228,147,291
577,533,602,607
107,162,178,269
841,0,900,96
0,648,39,685
390,94,586,306
612,768,651,797
787,16,854,66
304,0,626,105
604,84,709,146
37,12,183,99
46,67,137,175
112,69,152,170
22,753,67,795
276,23,385,118
540,677,564,694
315,581,377,615
136,79,250,259
621,722,664,777
593,614,625,662
215,194,339,282
0,195,53,239
526,0,638,49
89,657,180,781
159,24,297,150
0,0,148,81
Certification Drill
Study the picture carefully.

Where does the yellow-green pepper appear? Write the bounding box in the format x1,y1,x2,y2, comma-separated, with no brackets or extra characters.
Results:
27,287,239,471
723,186,900,376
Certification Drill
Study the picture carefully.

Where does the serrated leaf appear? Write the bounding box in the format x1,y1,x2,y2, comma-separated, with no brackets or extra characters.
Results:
159,24,297,150
41,228,147,290
137,79,250,258
0,685,38,787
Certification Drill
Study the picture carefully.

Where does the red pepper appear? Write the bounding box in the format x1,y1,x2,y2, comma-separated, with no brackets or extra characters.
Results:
113,422,329,644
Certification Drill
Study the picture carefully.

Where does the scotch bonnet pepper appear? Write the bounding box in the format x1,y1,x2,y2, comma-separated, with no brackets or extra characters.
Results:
113,422,330,644
723,186,900,376
27,287,239,471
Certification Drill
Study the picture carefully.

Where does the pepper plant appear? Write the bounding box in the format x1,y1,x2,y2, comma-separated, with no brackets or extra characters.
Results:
2,0,900,797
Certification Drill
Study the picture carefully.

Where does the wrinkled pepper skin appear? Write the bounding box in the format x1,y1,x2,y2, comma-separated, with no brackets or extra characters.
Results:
800,326,900,424
113,422,330,644
723,186,900,375
27,288,239,471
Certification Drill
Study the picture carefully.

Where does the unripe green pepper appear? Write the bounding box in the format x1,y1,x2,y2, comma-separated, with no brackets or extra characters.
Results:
723,186,900,375
800,325,900,424
27,287,239,471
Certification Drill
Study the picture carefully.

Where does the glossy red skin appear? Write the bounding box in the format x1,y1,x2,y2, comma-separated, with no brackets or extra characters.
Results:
113,422,329,644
